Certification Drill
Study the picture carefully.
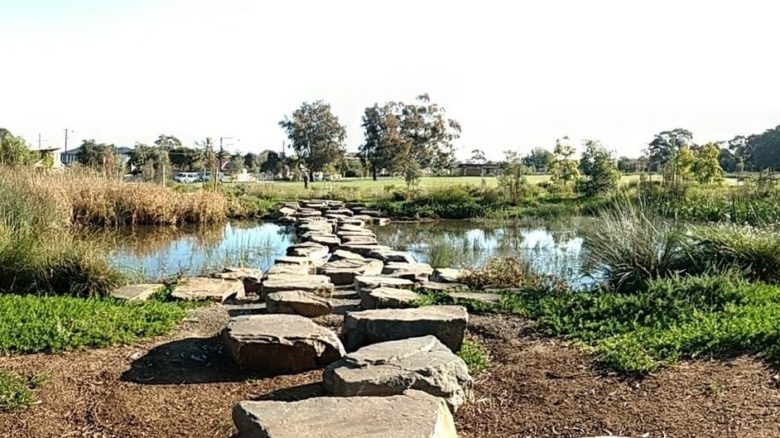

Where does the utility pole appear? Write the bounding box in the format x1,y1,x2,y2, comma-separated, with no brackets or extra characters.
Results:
63,128,72,152
38,133,42,149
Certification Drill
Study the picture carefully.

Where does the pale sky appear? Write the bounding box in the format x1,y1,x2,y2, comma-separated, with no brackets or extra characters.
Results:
1,0,779,160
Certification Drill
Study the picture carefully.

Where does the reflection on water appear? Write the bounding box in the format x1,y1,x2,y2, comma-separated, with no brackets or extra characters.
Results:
102,222,295,280
102,218,600,288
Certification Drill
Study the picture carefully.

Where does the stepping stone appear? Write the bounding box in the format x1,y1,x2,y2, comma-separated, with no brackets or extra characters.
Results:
295,209,322,218
262,274,335,297
337,244,391,257
374,217,391,226
266,291,333,317
449,291,502,305
223,314,344,373
172,277,243,302
346,201,366,209
111,283,164,301
276,215,296,225
340,235,378,246
418,281,467,292
318,259,384,285
301,201,327,209
301,232,340,249
354,275,414,298
323,335,472,412
287,242,329,259
336,229,376,238
277,206,297,217
432,268,463,283
360,209,382,217
275,256,320,270
325,213,350,221
282,202,300,210
324,208,353,216
330,249,366,261
265,263,310,277
360,287,419,309
382,262,433,281
233,390,457,438
338,224,368,233
337,218,365,227
296,222,333,235
215,267,263,281
366,249,416,263
343,305,468,352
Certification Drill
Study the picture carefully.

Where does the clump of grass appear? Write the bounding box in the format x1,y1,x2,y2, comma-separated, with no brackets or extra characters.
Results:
0,371,43,412
0,294,189,353
461,257,539,290
426,239,460,268
585,198,688,293
458,339,491,374
687,225,780,284
511,273,780,375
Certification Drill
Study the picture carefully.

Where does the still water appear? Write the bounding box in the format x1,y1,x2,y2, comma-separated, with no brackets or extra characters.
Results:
103,218,599,288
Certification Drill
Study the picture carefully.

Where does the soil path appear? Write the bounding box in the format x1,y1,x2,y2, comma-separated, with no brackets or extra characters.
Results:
1,306,779,437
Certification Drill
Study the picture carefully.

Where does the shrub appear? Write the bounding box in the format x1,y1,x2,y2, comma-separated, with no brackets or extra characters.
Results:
687,225,780,283
461,257,539,289
458,339,491,374
0,371,40,412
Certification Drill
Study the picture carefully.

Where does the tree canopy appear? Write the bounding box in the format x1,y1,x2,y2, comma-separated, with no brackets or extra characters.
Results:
279,100,347,175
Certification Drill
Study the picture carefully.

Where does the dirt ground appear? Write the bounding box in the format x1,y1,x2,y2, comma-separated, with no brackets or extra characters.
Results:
1,305,780,438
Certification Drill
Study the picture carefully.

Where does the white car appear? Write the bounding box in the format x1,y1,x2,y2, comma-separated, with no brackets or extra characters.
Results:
174,172,199,183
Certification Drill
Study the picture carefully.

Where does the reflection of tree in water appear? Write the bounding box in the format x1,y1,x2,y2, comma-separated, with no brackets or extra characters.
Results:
96,225,227,258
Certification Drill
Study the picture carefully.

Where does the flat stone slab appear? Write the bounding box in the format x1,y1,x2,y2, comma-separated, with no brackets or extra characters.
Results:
337,244,391,257
233,390,456,438
418,281,467,292
111,283,164,301
354,275,415,298
361,287,419,309
266,291,333,317
330,249,365,261
223,314,344,374
336,229,376,238
286,242,329,259
382,262,433,281
343,305,468,352
340,235,378,246
265,263,310,277
366,249,416,264
338,224,368,233
450,292,502,305
323,336,472,411
337,218,365,227
301,232,340,248
262,274,335,297
215,267,263,281
172,277,243,302
317,259,384,285
275,256,321,270
432,268,463,283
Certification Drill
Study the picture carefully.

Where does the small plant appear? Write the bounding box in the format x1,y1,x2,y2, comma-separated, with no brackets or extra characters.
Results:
461,257,539,289
0,371,43,412
458,339,491,374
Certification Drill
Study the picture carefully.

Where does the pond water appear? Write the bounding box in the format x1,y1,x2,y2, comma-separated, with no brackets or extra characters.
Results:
102,218,601,288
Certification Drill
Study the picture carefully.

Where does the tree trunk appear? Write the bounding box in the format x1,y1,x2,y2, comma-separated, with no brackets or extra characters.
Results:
372,163,377,181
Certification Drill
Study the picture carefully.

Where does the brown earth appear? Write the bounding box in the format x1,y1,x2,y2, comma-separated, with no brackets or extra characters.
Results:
1,305,779,437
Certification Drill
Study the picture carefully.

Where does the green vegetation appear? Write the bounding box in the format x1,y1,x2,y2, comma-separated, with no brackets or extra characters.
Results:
0,294,190,354
458,339,491,374
0,371,43,412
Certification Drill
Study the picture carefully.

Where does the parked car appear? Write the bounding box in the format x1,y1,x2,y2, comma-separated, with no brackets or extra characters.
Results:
174,172,199,183
199,171,228,182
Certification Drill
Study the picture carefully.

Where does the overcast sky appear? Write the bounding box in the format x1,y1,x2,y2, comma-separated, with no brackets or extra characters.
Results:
2,0,779,159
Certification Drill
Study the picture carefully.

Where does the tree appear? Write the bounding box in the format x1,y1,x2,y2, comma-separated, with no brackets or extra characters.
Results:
360,94,461,186
154,134,182,149
692,143,723,184
279,100,347,184
718,148,739,173
522,147,555,173
617,156,646,173
744,126,780,171
77,139,115,167
579,140,620,196
727,135,751,173
499,150,532,204
0,129,32,166
470,149,487,163
260,151,286,176
549,137,580,189
243,152,263,172
646,128,694,173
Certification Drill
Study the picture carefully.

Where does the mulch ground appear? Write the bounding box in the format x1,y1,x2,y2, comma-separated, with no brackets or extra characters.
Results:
1,305,779,437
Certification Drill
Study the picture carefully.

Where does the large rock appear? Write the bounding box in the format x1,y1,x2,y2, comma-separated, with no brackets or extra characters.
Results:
223,314,344,373
111,283,164,301
330,249,366,261
366,249,416,264
215,267,264,281
354,275,415,298
337,244,391,257
432,268,463,283
296,222,333,236
265,263,310,277
317,259,384,285
301,232,341,249
449,291,502,305
172,277,243,302
323,335,472,411
286,242,329,259
233,390,457,438
338,224,368,233
336,229,376,238
340,235,378,246
361,287,419,309
275,256,321,270
343,305,468,352
337,218,365,227
265,291,333,317
382,262,433,281
262,274,335,297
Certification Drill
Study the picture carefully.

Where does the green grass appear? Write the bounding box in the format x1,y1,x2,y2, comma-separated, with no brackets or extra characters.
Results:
0,371,42,412
458,339,491,374
0,294,192,354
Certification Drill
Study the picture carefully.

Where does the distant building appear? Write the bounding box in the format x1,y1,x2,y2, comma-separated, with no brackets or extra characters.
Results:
457,161,501,176
61,145,133,166
30,147,62,168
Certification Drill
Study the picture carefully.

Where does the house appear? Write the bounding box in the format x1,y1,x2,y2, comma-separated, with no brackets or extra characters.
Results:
61,145,133,167
30,147,62,168
457,161,502,177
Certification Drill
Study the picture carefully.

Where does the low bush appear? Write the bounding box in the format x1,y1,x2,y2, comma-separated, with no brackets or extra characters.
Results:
0,371,42,412
0,294,190,353
458,339,491,374
461,257,540,289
